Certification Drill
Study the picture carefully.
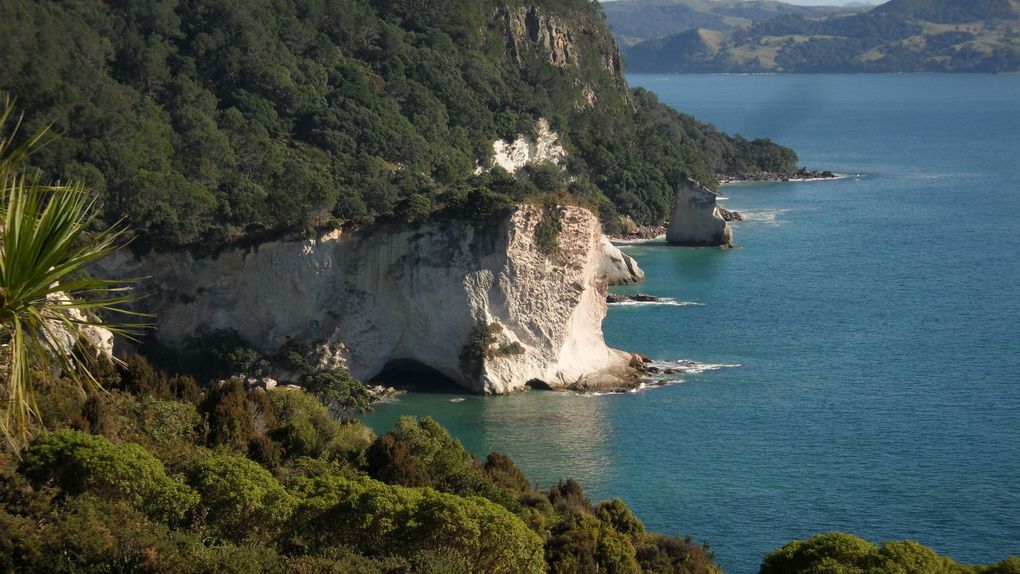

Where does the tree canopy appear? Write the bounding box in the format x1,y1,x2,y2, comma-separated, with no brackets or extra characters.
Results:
0,0,796,247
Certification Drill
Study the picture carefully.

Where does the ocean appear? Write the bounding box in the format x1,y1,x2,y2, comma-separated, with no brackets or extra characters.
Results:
362,74,1020,573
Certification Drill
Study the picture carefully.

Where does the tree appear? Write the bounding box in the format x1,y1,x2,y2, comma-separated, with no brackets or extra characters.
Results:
0,96,145,448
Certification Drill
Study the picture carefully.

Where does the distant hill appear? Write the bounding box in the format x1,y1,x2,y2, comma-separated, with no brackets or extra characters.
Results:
617,0,1020,72
602,0,865,47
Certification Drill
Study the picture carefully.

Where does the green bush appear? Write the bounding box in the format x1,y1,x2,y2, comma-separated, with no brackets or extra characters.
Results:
534,211,563,255
202,380,255,450
759,532,1000,574
366,416,471,489
636,533,721,574
19,429,199,524
396,193,433,223
291,359,372,423
267,389,363,460
546,512,641,574
186,454,295,541
289,474,545,574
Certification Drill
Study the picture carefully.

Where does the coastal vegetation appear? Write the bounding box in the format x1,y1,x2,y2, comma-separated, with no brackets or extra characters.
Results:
0,355,722,573
0,0,796,247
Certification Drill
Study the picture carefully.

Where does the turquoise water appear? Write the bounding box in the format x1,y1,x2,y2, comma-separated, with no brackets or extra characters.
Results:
363,74,1020,573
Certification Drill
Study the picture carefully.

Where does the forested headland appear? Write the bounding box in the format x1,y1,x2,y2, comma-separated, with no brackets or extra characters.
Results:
0,0,796,248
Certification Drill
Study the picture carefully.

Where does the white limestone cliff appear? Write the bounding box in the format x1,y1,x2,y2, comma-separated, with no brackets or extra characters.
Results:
665,178,734,247
94,206,638,394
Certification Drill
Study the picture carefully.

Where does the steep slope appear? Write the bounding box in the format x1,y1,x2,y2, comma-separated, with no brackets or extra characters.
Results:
623,0,1020,72
0,0,797,246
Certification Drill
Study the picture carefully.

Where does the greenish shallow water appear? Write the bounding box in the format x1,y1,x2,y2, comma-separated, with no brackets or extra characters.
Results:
363,74,1020,573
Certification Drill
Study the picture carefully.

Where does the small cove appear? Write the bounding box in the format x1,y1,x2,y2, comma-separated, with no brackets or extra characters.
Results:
363,74,1020,573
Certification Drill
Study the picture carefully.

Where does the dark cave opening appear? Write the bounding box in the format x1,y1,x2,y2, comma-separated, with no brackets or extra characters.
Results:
369,359,465,394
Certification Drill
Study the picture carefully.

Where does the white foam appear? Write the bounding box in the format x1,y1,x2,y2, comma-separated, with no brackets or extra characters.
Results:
608,297,705,308
739,208,790,226
645,359,742,376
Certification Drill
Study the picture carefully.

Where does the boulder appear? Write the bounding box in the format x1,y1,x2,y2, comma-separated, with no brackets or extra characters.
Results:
598,237,645,285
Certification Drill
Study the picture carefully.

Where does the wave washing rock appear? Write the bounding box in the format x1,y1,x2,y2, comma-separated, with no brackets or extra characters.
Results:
94,206,639,394
665,178,734,247
598,237,644,285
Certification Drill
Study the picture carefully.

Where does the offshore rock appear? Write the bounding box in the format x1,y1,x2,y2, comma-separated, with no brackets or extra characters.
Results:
94,206,637,395
598,237,644,285
666,178,734,247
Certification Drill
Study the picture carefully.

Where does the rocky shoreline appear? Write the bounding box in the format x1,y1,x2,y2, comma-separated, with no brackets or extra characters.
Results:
606,293,659,304
608,225,666,241
718,168,838,184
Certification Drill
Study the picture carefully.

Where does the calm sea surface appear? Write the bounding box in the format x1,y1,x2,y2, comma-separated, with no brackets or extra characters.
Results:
363,74,1020,573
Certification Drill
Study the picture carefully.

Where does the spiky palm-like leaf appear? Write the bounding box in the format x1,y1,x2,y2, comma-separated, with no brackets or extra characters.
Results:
0,95,147,448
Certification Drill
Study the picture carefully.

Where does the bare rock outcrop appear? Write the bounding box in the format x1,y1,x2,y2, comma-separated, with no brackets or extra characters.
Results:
94,206,639,394
486,118,566,174
665,178,734,247
598,237,644,285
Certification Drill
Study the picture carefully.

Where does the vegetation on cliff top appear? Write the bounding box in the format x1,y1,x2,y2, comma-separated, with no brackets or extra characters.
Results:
0,0,795,247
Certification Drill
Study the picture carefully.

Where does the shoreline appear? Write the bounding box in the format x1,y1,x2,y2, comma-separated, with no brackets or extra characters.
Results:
718,168,841,184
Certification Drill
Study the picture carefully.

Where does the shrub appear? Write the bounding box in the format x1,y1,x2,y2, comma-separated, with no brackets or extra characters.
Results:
597,499,646,537
19,429,199,524
458,322,500,375
202,380,255,450
268,389,349,459
294,361,372,423
366,417,471,488
636,533,721,574
117,354,201,403
288,474,545,574
248,434,283,469
482,452,531,494
546,512,641,574
186,454,295,541
758,532,994,574
549,478,592,515
184,328,268,379
534,211,562,255
140,398,204,446
396,193,433,223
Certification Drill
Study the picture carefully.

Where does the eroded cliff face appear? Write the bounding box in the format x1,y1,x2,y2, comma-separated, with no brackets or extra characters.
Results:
495,4,624,108
666,179,734,247
95,206,637,394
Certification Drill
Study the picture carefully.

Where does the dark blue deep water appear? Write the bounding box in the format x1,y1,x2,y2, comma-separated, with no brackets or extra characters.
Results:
363,74,1020,573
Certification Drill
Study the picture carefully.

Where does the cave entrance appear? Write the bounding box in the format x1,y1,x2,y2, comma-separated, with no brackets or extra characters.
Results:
369,359,464,393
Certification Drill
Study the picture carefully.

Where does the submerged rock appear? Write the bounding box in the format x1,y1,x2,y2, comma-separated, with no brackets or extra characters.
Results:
666,178,734,247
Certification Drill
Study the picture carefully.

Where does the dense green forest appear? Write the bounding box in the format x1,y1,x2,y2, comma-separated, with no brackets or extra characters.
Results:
621,0,1020,73
0,0,795,247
